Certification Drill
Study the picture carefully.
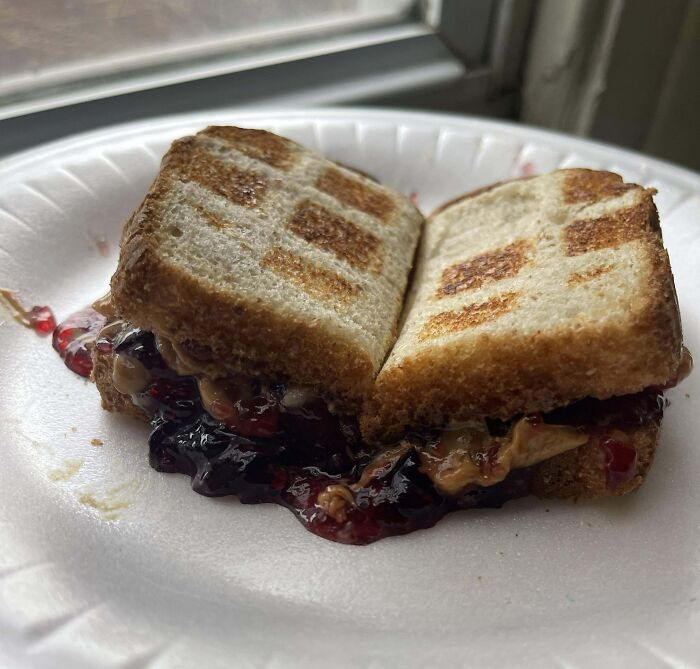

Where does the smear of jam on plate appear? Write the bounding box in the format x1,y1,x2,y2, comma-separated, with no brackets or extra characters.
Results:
0,288,56,336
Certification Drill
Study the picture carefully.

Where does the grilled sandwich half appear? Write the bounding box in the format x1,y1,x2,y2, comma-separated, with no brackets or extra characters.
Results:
361,169,690,500
105,126,423,412
91,147,691,542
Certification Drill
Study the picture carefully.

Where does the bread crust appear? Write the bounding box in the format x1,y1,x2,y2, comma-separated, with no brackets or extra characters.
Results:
111,241,375,410
526,420,658,499
361,301,679,441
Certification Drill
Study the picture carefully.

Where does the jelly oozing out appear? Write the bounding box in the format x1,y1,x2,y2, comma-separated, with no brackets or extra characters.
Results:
111,327,452,544
52,308,107,377
28,305,57,335
53,308,664,544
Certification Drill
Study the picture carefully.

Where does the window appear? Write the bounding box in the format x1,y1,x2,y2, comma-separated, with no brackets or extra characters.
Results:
1,0,415,100
0,1,531,155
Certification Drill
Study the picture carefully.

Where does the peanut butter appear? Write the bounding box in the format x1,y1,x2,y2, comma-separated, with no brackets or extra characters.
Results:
420,418,588,495
97,319,129,342
154,335,205,377
280,386,315,409
677,346,693,385
316,442,411,521
91,291,117,318
197,378,237,420
112,353,150,395
317,485,355,523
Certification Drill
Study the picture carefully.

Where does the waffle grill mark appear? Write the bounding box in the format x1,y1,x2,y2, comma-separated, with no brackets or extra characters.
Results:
202,126,295,169
567,265,613,285
316,167,394,221
169,141,267,207
189,202,227,230
563,169,637,204
288,200,383,272
261,248,360,303
437,240,532,298
419,292,519,340
564,203,648,256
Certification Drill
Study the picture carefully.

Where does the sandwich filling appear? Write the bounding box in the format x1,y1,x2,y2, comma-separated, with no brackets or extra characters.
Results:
52,301,675,544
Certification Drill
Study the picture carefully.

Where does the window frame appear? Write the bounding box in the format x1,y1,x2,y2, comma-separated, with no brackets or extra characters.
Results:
0,0,535,156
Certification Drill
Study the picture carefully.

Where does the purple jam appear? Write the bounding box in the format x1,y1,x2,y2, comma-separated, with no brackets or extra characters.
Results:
111,327,454,543
54,310,665,544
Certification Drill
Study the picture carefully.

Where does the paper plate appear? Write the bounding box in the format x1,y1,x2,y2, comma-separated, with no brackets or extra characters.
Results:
0,109,698,668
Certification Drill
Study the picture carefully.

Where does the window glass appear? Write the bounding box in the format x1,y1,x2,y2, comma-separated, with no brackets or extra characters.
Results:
0,0,415,95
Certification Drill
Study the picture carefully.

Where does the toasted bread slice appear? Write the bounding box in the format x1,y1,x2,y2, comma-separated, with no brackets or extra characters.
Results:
110,127,423,410
363,169,683,441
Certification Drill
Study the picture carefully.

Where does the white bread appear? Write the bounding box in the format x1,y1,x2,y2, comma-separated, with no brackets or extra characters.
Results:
363,169,683,441
111,127,423,411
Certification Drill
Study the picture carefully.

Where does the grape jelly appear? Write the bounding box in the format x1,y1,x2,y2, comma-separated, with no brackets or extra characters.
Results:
53,311,665,544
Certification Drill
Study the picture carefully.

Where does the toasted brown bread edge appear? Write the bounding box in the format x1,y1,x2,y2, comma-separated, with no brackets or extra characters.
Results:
111,247,375,412
528,420,659,500
113,208,378,414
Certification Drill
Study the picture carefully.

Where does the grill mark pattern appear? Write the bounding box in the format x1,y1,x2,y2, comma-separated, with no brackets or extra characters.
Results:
437,240,532,298
261,248,360,303
202,126,296,169
563,169,637,204
168,140,267,207
567,265,613,285
316,167,395,221
188,202,227,230
288,200,383,272
564,203,648,256
418,170,653,356
419,292,519,340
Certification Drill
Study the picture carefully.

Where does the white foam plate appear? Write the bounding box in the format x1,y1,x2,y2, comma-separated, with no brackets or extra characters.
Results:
1,109,698,669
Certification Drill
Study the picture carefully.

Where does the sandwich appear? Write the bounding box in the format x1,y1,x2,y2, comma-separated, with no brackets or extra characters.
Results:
351,169,690,517
83,129,691,544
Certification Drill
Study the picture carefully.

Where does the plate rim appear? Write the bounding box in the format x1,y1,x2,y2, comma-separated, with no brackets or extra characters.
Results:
2,107,699,189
